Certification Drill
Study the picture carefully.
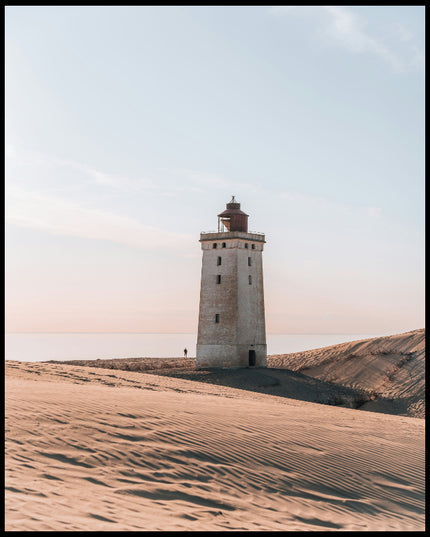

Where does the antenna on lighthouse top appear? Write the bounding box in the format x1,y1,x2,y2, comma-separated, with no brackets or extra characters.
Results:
226,196,241,210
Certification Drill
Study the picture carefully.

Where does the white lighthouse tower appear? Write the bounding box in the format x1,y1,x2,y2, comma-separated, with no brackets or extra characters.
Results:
196,197,267,369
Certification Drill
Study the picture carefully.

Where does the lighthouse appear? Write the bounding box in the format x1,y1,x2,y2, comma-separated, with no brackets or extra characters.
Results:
196,197,267,369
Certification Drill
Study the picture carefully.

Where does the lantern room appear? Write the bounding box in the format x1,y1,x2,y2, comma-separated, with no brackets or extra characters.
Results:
217,196,249,232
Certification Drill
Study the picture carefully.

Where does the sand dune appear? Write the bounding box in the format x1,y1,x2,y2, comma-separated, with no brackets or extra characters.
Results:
49,330,425,418
5,360,425,531
269,329,425,418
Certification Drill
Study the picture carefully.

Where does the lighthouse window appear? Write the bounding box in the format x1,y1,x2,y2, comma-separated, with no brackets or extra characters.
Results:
251,244,255,249
248,257,252,266
216,275,221,284
248,275,252,285
212,243,217,249
217,256,222,265
215,314,220,323
245,243,248,249
222,242,226,248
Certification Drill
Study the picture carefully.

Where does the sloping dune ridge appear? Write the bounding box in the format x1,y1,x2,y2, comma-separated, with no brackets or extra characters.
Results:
5,355,424,531
269,329,425,418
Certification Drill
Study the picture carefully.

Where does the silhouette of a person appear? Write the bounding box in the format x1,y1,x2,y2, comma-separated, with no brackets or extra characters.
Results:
184,348,188,358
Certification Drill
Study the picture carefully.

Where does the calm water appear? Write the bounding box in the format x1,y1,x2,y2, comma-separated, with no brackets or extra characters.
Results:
4,333,386,362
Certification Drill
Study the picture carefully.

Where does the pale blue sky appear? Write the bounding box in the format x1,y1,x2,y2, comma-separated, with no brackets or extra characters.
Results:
5,6,425,334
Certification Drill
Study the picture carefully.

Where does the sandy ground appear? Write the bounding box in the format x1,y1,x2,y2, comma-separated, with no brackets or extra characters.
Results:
270,328,425,418
5,359,425,531
49,329,425,418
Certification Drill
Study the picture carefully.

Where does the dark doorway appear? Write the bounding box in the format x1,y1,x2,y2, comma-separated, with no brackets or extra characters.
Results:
248,350,256,367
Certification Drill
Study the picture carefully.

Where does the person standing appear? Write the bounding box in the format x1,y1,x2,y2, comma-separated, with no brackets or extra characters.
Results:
184,348,188,358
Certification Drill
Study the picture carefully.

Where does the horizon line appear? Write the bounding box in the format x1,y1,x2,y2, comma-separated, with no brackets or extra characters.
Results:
5,331,417,335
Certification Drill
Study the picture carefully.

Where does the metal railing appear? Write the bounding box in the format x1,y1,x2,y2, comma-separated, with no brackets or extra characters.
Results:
200,230,265,236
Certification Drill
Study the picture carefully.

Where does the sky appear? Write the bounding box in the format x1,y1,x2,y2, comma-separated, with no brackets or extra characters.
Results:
5,6,425,335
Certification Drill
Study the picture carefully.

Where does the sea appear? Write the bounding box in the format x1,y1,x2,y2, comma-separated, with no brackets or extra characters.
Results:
4,333,387,363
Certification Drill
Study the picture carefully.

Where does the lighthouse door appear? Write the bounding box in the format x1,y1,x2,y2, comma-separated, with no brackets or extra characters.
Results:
248,350,256,367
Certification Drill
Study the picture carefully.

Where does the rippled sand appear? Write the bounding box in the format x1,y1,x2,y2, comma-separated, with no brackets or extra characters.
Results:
270,329,425,418
5,360,424,531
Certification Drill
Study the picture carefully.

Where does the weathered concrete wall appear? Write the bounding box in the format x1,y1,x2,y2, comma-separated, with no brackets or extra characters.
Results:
196,344,267,368
196,231,267,369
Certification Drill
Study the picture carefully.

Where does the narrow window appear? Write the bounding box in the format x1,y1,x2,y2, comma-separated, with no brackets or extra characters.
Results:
222,242,226,248
245,243,248,249
251,244,255,249
213,243,217,249
217,256,222,266
215,314,220,323
248,257,252,266
216,275,221,284
248,275,252,285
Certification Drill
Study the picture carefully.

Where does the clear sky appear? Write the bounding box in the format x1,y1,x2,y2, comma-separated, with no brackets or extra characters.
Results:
5,6,425,335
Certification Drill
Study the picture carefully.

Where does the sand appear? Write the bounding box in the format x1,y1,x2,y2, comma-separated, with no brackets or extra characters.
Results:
269,328,425,418
47,329,425,418
5,359,425,531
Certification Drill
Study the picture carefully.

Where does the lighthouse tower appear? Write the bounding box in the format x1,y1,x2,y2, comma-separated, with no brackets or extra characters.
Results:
196,197,267,369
